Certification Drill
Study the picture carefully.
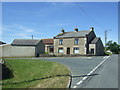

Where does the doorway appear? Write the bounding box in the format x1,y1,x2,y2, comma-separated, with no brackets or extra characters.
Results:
67,47,70,54
91,49,94,54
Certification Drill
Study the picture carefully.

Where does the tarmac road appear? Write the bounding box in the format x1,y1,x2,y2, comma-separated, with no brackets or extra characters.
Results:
29,55,118,88
81,54,118,88
18,55,118,88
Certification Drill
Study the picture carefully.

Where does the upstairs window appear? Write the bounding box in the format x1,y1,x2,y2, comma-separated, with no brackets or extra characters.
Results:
59,39,63,45
75,38,79,45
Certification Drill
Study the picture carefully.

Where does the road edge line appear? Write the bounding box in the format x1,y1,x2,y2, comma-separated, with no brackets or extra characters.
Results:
73,56,110,88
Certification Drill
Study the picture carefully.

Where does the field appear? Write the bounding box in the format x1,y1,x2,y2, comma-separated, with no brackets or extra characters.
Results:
2,59,70,88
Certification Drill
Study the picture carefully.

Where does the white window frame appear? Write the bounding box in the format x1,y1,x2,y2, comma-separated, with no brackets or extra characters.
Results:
58,48,63,53
73,47,79,54
59,39,63,45
75,38,79,45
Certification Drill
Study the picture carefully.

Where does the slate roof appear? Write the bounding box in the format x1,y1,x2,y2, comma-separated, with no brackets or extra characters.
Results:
55,30,90,38
90,37,100,44
0,41,6,45
42,38,54,45
11,39,41,46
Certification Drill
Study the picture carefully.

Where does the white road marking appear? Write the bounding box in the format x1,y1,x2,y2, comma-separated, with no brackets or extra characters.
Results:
73,86,77,88
77,81,83,85
74,57,92,59
82,76,87,80
87,57,92,59
103,56,107,59
73,56,110,88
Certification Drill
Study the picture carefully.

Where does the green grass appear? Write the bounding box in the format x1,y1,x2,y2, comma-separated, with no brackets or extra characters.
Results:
2,56,34,58
2,59,70,88
104,51,112,56
44,52,49,54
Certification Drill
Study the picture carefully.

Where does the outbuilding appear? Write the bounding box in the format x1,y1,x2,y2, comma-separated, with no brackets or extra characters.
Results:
42,38,54,54
0,39,45,57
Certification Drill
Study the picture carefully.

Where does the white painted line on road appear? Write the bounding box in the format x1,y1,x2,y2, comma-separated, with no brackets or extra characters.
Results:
73,86,77,88
82,76,87,80
103,56,107,59
77,81,83,85
73,56,110,88
87,57,92,59
87,56,109,75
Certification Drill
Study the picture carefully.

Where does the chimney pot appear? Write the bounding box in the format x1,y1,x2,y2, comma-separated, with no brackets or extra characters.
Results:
90,27,94,31
61,28,64,33
75,26,78,32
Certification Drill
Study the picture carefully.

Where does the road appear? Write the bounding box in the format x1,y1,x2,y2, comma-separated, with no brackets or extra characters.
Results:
81,54,118,88
29,55,118,88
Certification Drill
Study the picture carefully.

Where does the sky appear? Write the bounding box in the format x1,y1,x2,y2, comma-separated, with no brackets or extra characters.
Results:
1,2,118,45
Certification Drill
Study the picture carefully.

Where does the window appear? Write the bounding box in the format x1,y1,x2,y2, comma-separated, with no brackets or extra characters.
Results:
73,47,79,54
75,38,79,45
58,48,63,53
59,39,63,45
49,46,54,52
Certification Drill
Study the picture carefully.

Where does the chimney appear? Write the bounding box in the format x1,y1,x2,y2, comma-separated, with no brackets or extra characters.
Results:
75,26,78,32
61,28,64,33
90,27,94,31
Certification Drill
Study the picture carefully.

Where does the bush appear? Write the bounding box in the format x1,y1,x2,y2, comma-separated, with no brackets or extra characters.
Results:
44,52,49,54
104,51,112,56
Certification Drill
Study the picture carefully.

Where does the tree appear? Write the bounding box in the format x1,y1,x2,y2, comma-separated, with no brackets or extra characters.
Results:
106,40,120,54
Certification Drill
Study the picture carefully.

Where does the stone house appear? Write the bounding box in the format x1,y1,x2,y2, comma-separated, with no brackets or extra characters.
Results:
42,38,54,54
54,27,104,55
0,39,45,57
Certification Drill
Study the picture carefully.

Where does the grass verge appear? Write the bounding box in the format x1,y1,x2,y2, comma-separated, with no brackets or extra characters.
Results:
104,51,112,56
2,59,70,88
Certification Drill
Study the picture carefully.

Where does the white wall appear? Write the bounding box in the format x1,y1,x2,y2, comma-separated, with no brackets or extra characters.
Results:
0,44,35,57
89,44,96,55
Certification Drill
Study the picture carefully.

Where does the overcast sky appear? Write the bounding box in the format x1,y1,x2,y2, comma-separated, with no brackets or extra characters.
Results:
2,2,118,45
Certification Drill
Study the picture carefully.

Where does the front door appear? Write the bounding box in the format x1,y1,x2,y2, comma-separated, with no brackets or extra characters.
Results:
67,47,70,54
91,49,94,54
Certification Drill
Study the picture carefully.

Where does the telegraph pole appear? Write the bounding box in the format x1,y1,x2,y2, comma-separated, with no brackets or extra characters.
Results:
32,35,33,39
104,29,111,51
105,30,107,51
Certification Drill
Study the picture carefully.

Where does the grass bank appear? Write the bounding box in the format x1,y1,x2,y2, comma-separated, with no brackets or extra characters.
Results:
2,59,70,88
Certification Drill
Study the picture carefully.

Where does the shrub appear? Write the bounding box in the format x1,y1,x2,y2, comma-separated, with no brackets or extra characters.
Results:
45,52,49,54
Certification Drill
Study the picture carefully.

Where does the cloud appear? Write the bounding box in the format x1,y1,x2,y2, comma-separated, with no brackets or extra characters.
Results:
47,23,68,27
2,24,51,40
18,26,34,33
51,2,57,6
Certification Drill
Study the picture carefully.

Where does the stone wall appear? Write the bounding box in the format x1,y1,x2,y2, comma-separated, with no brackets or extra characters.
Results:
54,37,86,55
44,44,54,54
89,44,96,55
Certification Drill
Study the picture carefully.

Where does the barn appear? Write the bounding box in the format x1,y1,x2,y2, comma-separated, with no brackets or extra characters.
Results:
0,39,45,57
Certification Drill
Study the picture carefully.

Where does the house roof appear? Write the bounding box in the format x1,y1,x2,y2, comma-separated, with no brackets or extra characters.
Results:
90,37,100,44
11,39,41,46
42,38,54,45
54,30,90,38
0,41,6,45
